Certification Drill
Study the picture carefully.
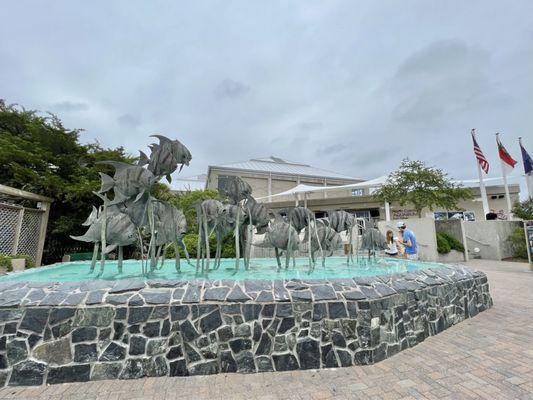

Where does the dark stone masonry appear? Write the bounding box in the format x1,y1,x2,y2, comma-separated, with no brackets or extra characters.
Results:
0,264,492,387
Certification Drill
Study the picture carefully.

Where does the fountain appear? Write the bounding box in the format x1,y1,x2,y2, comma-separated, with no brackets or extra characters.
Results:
0,135,493,387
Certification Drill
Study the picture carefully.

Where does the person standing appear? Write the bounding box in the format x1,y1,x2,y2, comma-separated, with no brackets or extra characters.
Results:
397,221,418,260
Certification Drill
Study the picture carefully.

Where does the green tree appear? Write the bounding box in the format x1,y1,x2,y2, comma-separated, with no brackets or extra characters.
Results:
373,159,473,218
168,189,220,232
512,198,533,220
0,99,135,262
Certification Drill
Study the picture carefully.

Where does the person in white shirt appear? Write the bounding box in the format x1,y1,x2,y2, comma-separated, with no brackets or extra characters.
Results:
384,230,400,257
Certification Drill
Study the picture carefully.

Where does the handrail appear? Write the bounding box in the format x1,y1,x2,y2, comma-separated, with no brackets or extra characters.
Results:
465,235,490,246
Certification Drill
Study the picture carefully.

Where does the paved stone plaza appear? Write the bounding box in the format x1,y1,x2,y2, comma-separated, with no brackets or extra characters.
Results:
1,259,532,400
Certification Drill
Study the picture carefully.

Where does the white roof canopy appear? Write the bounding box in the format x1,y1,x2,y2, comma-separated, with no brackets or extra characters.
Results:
257,174,521,200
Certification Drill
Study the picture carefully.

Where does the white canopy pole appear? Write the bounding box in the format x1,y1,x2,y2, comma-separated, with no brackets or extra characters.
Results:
385,201,391,222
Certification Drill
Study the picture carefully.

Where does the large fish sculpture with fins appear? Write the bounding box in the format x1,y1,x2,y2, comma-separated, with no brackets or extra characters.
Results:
70,204,137,253
97,162,157,202
140,135,192,182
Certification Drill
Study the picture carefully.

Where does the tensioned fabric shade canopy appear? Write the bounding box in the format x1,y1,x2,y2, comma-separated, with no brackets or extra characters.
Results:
256,175,520,201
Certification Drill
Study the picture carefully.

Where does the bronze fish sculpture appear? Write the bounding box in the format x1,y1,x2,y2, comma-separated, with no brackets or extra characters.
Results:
142,135,192,182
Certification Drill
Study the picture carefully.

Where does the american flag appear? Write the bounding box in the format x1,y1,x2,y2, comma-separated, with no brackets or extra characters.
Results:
471,129,489,174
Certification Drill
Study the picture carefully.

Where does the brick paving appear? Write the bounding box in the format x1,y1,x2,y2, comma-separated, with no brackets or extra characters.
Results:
1,259,532,400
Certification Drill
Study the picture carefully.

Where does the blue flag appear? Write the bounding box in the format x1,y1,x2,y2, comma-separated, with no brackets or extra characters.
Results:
520,139,533,198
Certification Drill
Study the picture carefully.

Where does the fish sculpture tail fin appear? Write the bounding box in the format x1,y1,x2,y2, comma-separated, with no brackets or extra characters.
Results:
82,206,99,226
98,173,115,193
70,234,92,243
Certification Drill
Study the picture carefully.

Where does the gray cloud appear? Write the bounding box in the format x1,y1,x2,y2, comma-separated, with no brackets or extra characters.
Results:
389,40,493,125
117,113,141,128
293,121,323,132
213,79,251,100
1,0,532,197
52,101,89,112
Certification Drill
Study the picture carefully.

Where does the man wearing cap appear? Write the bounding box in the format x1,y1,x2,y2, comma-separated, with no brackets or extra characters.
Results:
397,221,418,260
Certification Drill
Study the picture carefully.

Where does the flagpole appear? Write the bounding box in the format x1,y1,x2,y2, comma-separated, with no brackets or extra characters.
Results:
496,133,513,219
477,160,490,220
472,129,490,220
519,137,533,199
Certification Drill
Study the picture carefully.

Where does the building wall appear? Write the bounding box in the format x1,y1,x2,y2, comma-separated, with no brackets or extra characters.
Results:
207,168,360,202
207,167,520,223
464,221,522,260
264,185,520,222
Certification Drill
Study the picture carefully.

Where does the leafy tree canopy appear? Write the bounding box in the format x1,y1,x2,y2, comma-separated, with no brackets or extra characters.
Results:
0,99,136,261
512,198,533,220
167,189,220,232
373,159,473,217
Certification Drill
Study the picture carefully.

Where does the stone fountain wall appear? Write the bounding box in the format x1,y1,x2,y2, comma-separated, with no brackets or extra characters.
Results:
0,265,492,386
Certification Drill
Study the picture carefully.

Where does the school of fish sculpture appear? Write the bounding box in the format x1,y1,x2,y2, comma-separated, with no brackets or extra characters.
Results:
72,134,395,277
257,215,300,269
72,135,192,274
326,210,356,263
70,203,137,274
360,227,388,259
303,224,342,269
152,200,190,271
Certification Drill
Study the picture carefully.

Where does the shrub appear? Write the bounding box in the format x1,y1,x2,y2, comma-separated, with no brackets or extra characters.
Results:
164,233,220,259
440,233,464,252
0,255,12,271
507,226,528,259
0,254,35,271
512,198,533,220
436,233,451,254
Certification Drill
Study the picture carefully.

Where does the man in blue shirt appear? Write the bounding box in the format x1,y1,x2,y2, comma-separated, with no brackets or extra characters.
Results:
397,221,418,260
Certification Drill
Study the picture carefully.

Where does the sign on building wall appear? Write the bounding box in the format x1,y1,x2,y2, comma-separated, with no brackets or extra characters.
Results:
392,209,418,219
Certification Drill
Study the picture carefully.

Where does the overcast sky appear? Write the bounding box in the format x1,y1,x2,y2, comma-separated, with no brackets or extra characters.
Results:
2,1,532,191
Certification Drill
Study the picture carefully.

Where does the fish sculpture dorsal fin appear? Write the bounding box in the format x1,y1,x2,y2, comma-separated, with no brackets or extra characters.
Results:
151,134,172,145
98,172,115,193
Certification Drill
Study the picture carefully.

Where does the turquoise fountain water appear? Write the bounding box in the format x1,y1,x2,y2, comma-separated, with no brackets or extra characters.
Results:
0,257,445,283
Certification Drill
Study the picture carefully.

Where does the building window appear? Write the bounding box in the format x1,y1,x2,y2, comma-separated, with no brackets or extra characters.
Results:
351,189,364,197
434,211,476,221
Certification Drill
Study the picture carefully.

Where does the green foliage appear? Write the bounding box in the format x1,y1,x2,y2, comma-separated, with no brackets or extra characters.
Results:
436,233,465,254
0,255,12,271
221,234,237,258
151,182,176,202
436,233,451,254
507,227,528,259
374,159,473,218
0,99,135,262
441,233,464,252
512,198,533,220
164,233,223,258
0,254,35,271
167,190,220,232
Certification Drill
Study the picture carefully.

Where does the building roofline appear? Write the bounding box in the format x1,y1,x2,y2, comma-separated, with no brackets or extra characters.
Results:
207,165,364,182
